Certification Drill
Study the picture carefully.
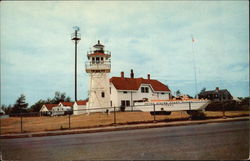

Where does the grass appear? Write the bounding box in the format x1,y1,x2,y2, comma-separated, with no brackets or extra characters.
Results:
1,111,249,134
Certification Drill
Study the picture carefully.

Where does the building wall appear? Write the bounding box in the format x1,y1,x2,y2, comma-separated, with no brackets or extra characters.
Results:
110,83,171,108
73,103,87,115
110,83,118,107
88,73,111,109
40,105,48,112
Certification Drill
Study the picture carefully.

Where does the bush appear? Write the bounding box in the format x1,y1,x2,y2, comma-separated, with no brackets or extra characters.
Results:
205,100,245,111
187,110,206,120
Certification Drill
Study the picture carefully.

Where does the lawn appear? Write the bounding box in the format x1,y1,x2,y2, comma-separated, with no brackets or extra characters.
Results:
1,111,249,134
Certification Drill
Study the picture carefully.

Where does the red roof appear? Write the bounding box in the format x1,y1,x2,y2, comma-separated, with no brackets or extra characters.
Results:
110,77,170,92
44,104,58,110
76,100,87,105
88,52,107,56
60,102,74,107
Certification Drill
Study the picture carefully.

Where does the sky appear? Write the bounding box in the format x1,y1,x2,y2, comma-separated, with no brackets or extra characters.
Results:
1,1,249,106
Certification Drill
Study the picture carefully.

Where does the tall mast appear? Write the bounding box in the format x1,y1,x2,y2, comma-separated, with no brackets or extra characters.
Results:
71,26,81,101
191,35,198,98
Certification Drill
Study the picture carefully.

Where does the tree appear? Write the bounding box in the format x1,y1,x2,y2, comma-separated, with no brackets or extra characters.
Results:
200,87,206,93
12,94,28,113
29,99,47,112
176,90,181,96
1,104,13,114
51,91,71,104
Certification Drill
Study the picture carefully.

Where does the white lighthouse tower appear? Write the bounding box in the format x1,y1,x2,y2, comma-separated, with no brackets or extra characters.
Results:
85,40,111,112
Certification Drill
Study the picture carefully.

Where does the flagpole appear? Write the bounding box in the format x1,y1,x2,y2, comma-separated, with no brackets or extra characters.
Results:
191,35,198,99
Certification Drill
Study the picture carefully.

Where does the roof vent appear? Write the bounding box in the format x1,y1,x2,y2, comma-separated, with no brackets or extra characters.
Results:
121,71,124,78
147,74,150,80
130,69,134,78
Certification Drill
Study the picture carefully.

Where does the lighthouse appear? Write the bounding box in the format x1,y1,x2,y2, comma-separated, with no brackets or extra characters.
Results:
85,40,111,112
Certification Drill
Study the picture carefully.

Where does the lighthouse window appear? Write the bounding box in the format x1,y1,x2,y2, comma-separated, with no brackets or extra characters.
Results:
101,92,105,98
96,57,100,63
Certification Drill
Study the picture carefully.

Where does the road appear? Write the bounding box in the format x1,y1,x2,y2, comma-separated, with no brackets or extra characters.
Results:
1,120,249,160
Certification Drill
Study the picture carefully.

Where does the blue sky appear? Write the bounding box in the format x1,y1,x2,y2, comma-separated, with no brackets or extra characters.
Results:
1,1,249,106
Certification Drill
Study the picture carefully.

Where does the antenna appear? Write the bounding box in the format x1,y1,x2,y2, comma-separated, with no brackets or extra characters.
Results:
71,26,81,101
191,34,198,98
73,26,80,31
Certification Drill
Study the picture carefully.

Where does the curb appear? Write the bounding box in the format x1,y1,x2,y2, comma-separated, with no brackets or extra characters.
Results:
1,116,249,139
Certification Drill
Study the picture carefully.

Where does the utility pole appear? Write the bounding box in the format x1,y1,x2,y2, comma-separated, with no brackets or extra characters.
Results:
191,34,198,98
71,26,81,101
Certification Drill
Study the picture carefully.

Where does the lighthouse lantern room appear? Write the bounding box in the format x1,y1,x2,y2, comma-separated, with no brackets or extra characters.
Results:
85,40,111,111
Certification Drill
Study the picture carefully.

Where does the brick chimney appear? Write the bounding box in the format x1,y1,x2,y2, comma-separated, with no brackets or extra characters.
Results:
147,74,150,80
121,71,124,78
130,69,134,78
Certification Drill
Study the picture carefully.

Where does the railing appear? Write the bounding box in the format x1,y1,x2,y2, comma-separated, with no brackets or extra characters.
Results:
87,50,111,56
85,61,111,72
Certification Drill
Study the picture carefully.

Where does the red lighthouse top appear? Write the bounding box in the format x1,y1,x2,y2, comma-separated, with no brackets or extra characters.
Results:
87,40,111,59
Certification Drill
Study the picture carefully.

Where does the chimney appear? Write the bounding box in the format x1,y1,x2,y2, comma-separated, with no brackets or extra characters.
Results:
121,71,124,78
147,74,150,80
216,87,219,91
130,69,134,78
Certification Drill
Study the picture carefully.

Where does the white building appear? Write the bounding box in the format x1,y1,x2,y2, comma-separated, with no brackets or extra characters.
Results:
83,41,172,112
110,70,171,110
40,102,74,116
51,102,74,116
73,100,87,115
40,104,58,115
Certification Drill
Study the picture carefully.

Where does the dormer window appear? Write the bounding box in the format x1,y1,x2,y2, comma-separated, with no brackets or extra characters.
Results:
141,87,149,93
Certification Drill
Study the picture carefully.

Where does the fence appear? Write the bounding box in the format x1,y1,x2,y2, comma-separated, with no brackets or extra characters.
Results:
0,103,248,135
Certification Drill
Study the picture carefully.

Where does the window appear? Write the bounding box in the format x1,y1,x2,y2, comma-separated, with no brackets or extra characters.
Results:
101,92,105,98
101,57,103,61
92,57,95,63
121,100,130,107
121,100,126,107
141,87,149,93
96,57,100,63
161,92,165,95
123,91,128,94
126,100,130,106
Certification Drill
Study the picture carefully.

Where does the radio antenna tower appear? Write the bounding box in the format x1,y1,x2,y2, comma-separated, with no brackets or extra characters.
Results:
71,26,81,101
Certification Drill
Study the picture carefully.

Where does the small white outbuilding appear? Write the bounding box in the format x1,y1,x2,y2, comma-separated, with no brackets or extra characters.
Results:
73,100,88,115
